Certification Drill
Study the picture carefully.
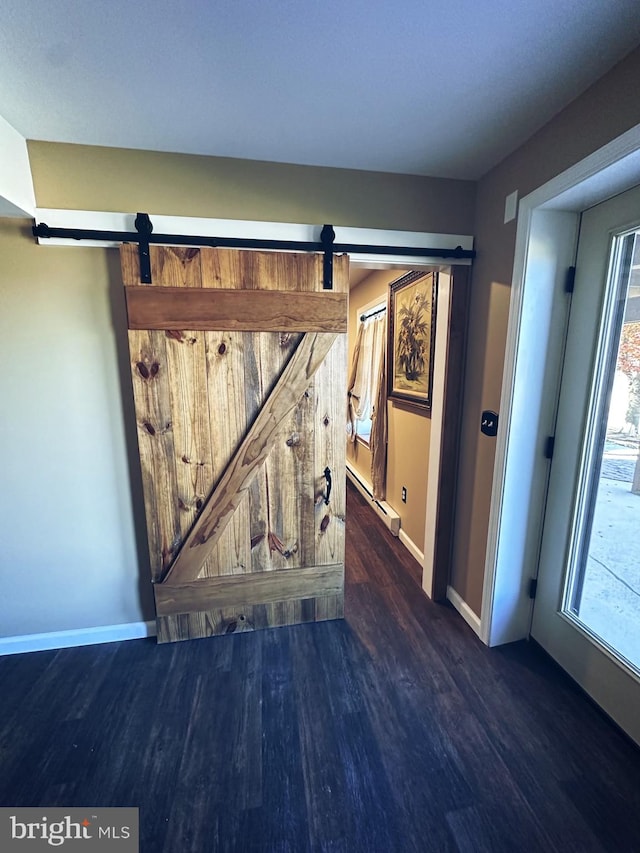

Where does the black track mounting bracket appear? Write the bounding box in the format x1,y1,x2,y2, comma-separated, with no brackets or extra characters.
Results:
321,224,335,290
135,212,153,284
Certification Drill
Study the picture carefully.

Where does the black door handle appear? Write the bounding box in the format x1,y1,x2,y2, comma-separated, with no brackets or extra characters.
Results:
323,467,332,506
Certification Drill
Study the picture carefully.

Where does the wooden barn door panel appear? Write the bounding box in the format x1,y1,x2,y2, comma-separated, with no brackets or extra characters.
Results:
121,245,347,643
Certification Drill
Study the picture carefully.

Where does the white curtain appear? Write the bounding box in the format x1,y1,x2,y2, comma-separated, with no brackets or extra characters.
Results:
347,311,388,499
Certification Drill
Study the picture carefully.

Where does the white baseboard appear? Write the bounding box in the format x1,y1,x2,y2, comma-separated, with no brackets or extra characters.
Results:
0,620,157,656
399,529,424,566
446,586,482,638
346,463,400,536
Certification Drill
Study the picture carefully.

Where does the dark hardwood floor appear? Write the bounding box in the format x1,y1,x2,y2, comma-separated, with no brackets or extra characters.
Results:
2,483,640,851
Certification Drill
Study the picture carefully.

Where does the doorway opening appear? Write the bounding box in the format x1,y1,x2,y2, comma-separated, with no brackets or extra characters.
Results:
348,263,471,610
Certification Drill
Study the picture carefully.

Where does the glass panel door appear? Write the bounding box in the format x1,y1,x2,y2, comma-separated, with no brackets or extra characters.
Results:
532,184,640,745
563,229,640,673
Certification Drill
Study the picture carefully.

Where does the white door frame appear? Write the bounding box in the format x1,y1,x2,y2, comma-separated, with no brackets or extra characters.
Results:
482,122,640,646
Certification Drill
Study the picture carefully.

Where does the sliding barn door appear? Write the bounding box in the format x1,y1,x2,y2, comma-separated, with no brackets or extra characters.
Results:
121,245,348,643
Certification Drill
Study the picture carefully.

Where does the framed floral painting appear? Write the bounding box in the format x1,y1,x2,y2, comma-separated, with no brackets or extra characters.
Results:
388,271,437,410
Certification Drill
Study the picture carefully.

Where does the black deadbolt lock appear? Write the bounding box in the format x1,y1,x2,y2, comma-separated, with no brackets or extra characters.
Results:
481,411,499,437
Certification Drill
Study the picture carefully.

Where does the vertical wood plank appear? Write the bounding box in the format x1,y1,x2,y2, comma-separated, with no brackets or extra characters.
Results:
165,328,214,556
128,328,181,580
150,246,203,288
250,254,319,625
122,246,183,580
264,257,320,579
313,336,347,567
314,255,348,569
243,329,271,573
248,284,301,580
147,248,221,588
257,330,303,574
202,329,251,577
120,243,141,286
201,248,252,579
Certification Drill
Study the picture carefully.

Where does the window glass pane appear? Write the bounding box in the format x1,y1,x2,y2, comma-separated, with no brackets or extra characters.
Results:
564,231,640,673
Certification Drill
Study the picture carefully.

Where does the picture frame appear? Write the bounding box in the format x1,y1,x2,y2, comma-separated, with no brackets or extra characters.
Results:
388,270,437,410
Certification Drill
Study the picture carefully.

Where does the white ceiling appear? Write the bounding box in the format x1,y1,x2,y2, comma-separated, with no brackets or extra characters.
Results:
1,1,639,180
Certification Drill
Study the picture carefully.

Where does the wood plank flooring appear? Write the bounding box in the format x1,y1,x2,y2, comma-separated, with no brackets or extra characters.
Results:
1,482,639,851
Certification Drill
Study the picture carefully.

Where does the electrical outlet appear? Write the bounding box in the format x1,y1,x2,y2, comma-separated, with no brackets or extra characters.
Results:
401,486,407,503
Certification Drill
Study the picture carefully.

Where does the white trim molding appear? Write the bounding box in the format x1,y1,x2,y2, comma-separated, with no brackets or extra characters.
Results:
0,621,157,656
346,463,400,536
399,529,425,566
447,586,482,638
0,115,36,217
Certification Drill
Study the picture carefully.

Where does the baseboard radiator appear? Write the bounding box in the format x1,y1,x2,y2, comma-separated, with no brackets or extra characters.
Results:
346,463,400,536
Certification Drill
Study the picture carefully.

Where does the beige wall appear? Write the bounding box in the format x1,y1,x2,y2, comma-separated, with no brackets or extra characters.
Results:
347,270,430,551
450,44,640,614
386,403,430,549
28,142,476,234
0,218,154,634
1,149,474,640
